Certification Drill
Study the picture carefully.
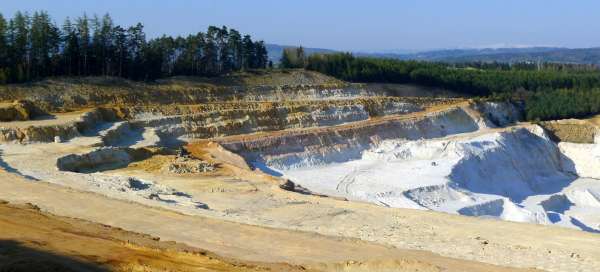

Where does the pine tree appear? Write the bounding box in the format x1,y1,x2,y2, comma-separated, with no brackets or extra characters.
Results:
0,10,270,83
280,47,305,69
228,29,242,70
8,11,30,82
90,14,101,75
280,48,292,69
217,26,232,73
76,14,90,75
98,14,115,75
62,17,79,76
241,35,254,69
204,27,218,75
0,13,7,83
296,46,305,68
112,25,127,77
126,23,145,79
254,41,268,69
46,14,61,76
29,11,58,78
194,32,208,75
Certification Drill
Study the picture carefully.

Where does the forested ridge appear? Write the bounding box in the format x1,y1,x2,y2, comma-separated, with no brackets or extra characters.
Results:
0,11,269,83
294,52,600,121
303,53,600,96
2,10,600,121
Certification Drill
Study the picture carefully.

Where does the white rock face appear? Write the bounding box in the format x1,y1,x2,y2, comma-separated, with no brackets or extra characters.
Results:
265,125,600,232
257,107,480,171
475,101,523,127
559,137,600,179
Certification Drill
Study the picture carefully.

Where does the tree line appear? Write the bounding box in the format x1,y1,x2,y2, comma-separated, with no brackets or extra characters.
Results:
298,52,600,120
525,88,600,121
280,46,306,69
303,53,600,96
0,11,270,83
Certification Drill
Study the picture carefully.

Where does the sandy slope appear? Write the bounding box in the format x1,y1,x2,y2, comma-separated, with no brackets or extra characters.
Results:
0,171,538,272
0,201,309,272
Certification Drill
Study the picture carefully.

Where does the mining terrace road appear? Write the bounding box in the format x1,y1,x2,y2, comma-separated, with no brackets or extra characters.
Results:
202,100,472,144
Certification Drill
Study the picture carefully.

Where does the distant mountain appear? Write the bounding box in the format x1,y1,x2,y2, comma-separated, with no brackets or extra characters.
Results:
266,44,336,63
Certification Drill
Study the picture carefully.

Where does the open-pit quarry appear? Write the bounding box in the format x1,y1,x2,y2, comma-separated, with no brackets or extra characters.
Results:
0,71,599,272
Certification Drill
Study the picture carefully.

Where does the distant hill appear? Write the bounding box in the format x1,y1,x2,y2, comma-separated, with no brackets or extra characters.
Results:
360,47,560,60
266,44,336,63
433,47,600,65
358,47,600,65
267,44,600,65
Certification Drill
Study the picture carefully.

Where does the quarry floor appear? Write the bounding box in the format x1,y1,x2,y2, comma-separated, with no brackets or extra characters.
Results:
0,132,599,272
0,170,541,272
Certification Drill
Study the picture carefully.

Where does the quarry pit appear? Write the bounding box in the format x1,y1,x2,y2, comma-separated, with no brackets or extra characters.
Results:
0,71,599,272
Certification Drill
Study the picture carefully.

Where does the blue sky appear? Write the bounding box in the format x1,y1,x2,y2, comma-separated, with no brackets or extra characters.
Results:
3,0,599,52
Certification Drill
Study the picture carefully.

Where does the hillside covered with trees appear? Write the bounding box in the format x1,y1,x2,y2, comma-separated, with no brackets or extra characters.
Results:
300,52,600,120
303,53,600,96
0,11,269,83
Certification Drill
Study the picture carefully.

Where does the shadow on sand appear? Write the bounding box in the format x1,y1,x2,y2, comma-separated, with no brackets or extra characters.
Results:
0,240,108,272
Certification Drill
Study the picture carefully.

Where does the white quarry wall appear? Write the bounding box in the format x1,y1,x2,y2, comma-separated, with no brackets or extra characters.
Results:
474,101,523,127
558,135,600,179
267,125,600,232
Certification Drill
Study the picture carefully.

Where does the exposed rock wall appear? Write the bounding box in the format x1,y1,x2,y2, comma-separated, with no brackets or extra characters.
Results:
559,135,600,179
0,108,118,143
118,97,444,118
0,71,464,112
57,147,132,173
540,119,598,144
100,98,458,145
220,106,480,169
0,100,45,121
0,75,367,112
472,101,524,127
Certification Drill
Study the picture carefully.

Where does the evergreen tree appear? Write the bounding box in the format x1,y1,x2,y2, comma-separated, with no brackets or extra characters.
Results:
195,32,207,75
29,11,59,78
62,17,80,76
98,13,115,75
8,12,30,82
241,35,254,69
254,41,268,69
75,14,91,75
228,29,242,70
279,47,305,69
203,27,218,75
0,10,271,83
0,13,8,83
217,26,232,73
296,46,305,68
280,48,292,69
126,23,145,79
112,25,128,77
